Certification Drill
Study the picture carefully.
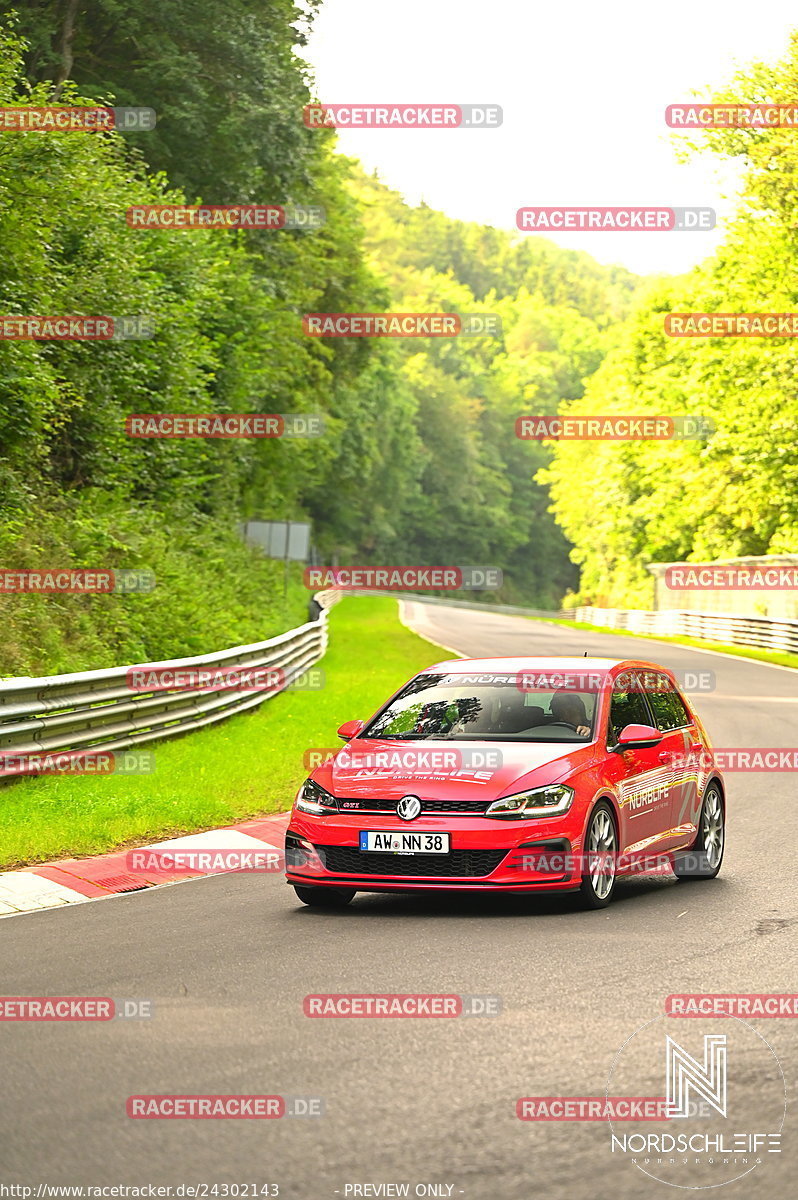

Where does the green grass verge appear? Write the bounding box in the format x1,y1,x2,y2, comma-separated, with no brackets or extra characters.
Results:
0,596,446,870
532,616,798,671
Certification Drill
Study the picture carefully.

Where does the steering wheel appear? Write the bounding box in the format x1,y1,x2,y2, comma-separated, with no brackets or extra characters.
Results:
545,721,580,731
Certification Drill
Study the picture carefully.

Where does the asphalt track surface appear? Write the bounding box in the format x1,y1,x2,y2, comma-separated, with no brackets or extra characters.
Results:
2,601,797,1199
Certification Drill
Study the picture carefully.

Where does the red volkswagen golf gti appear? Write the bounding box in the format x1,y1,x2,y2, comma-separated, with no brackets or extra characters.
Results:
285,656,725,908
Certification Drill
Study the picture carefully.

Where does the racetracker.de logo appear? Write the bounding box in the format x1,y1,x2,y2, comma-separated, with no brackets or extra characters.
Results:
666,103,798,128
0,751,154,777
516,851,672,877
125,413,325,438
303,103,502,128
302,313,501,337
666,994,798,1018
126,204,325,230
515,667,715,693
0,997,114,1020
665,313,798,337
127,1096,286,1119
302,746,503,772
0,106,156,131
665,748,798,771
125,848,283,874
303,566,502,590
515,415,713,441
0,316,153,340
517,207,715,231
125,665,300,694
0,997,152,1020
665,564,798,589
303,994,501,1017
1,316,126,340
517,1097,669,1121
0,569,155,593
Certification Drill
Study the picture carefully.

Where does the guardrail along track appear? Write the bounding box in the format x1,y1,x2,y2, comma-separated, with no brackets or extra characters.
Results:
0,597,334,776
573,606,798,655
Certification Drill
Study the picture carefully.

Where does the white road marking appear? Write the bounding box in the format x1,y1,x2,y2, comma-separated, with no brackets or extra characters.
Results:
0,871,88,916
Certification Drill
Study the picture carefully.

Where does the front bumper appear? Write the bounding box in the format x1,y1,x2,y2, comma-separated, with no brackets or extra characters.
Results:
285,810,583,893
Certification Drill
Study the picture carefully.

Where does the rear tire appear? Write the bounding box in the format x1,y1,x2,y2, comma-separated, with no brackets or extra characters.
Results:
578,802,618,909
293,884,356,907
673,785,724,880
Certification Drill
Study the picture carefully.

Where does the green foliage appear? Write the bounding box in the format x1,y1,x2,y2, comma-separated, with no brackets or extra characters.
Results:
17,0,325,204
543,33,798,604
351,167,639,324
0,19,382,671
0,496,311,675
342,169,632,606
0,8,645,670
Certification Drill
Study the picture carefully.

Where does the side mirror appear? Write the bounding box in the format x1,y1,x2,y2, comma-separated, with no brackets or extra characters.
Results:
337,719,365,740
611,723,663,752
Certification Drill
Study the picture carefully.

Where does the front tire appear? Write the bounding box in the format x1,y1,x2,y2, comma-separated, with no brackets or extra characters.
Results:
673,785,724,879
578,802,618,909
293,884,356,907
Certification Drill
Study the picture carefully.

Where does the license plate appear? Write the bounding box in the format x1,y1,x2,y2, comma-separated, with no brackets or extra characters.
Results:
359,831,451,854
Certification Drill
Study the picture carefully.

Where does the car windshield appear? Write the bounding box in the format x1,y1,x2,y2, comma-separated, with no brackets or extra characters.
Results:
362,673,598,742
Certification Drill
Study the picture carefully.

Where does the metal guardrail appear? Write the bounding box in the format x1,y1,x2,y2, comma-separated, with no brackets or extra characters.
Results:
390,592,798,654
0,595,335,777
8,589,789,779
572,606,798,655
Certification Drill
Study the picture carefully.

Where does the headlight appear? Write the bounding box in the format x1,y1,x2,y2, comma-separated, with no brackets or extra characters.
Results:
486,785,574,818
295,778,338,814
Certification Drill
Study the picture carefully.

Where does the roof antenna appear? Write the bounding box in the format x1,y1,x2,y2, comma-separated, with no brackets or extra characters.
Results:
584,651,588,657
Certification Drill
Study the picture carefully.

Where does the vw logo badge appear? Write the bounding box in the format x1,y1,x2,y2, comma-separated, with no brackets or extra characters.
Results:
396,795,422,821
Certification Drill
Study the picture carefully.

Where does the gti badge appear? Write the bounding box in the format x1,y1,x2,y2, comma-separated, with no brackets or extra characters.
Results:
396,795,422,821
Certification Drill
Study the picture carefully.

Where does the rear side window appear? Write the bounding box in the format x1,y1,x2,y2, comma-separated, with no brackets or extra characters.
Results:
608,689,652,744
647,676,692,731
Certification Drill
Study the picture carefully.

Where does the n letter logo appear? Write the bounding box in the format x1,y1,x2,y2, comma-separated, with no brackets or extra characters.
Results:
666,1034,727,1118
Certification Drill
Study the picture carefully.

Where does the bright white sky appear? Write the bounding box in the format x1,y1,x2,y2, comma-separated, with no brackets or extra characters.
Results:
305,0,797,276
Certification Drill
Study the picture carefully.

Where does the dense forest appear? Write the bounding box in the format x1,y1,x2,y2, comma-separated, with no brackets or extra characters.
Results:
0,3,795,672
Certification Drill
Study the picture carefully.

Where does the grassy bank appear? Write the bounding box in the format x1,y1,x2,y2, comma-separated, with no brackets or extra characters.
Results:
0,502,312,676
0,596,445,869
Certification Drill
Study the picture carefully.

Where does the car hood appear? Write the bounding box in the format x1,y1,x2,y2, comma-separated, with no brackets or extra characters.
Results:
315,737,596,802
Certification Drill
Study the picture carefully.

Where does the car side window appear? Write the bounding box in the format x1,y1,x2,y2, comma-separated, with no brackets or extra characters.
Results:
608,689,652,744
647,677,692,731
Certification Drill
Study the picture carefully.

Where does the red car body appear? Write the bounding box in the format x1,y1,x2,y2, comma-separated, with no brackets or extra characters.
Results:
285,656,725,901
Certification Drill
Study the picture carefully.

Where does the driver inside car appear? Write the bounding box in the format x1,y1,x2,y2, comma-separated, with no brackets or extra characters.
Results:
545,690,591,737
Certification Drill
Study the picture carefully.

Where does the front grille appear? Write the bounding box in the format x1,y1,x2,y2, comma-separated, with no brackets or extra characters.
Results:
317,845,507,877
337,797,491,814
